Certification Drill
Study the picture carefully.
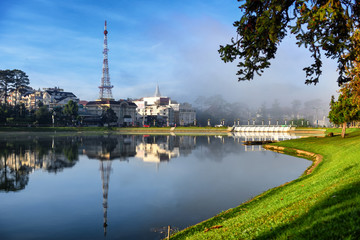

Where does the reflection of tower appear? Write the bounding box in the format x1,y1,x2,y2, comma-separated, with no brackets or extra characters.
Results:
98,20,114,100
100,160,112,236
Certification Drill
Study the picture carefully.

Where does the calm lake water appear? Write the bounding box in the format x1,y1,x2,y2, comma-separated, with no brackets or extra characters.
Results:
0,133,310,240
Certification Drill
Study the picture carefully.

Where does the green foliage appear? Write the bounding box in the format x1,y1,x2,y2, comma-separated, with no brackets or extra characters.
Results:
63,100,79,124
52,106,64,125
0,69,30,104
219,1,359,85
62,143,79,162
328,94,360,125
0,70,14,103
101,107,118,126
12,69,30,90
35,106,51,124
0,104,32,124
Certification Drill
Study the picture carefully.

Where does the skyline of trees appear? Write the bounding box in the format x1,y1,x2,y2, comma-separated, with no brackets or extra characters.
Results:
193,94,326,126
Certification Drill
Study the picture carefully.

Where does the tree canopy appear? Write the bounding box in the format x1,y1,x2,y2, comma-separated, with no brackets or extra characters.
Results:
101,107,118,126
63,100,79,123
328,90,360,137
328,29,360,137
35,105,51,124
219,0,360,85
0,69,30,104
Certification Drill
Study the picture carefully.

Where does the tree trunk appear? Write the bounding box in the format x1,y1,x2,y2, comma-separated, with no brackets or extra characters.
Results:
341,122,347,138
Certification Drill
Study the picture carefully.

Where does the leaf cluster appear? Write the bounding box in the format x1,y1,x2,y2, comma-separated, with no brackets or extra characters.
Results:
219,0,360,85
63,100,79,121
101,107,118,125
328,90,360,125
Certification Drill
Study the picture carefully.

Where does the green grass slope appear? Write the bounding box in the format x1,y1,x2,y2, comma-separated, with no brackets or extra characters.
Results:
172,129,360,239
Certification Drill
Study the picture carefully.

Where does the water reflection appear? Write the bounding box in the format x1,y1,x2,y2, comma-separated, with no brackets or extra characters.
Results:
0,134,198,236
0,133,300,192
0,135,200,193
0,133,311,239
0,136,79,192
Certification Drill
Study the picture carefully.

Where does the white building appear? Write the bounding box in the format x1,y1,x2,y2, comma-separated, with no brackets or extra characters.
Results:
42,87,79,110
7,87,79,110
133,85,196,126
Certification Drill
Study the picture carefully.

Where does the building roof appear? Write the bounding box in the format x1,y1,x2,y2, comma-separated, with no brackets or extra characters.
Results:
44,90,77,102
86,100,121,106
119,99,137,107
86,99,137,107
78,100,88,106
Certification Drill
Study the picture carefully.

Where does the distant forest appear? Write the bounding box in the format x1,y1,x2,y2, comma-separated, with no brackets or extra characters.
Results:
192,95,329,127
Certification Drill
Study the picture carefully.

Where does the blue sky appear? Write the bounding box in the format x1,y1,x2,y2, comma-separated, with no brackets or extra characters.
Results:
0,0,339,110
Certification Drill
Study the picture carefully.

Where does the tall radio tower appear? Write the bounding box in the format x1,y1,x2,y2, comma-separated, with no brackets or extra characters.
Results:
98,20,114,100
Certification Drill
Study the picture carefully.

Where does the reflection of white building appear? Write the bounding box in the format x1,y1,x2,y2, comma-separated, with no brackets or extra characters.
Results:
133,85,196,126
135,142,180,163
0,150,76,172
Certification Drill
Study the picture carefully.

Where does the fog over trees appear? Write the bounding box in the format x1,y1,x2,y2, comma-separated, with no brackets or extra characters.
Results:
193,95,329,127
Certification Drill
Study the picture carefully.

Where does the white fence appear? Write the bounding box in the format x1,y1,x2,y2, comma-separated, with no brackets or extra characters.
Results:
233,125,296,132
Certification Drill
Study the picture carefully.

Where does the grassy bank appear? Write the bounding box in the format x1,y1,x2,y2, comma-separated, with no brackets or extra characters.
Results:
171,129,360,239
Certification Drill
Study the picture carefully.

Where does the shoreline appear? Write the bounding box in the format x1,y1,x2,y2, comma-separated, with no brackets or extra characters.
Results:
263,144,323,175
171,130,360,239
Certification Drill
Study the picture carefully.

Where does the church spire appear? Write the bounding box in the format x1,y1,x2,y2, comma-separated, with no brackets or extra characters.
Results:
154,84,161,97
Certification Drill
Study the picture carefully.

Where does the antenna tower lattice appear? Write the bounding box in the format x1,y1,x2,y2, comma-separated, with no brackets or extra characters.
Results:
99,20,114,100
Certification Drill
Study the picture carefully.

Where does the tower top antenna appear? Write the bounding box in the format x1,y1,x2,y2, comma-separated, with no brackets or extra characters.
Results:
104,20,108,35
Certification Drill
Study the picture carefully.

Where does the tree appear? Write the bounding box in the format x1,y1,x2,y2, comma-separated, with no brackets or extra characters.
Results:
0,69,30,105
329,29,360,138
0,70,14,104
328,90,360,138
219,1,360,85
330,27,360,136
12,69,30,105
101,107,118,126
63,100,79,124
52,106,64,126
35,105,51,124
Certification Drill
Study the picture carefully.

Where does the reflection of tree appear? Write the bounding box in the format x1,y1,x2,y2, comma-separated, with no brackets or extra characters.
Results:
193,136,244,162
82,135,136,161
62,143,79,162
0,158,29,192
0,136,81,191
101,138,118,156
0,141,30,192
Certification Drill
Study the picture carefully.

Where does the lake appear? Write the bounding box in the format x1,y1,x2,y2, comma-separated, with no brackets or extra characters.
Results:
0,133,311,240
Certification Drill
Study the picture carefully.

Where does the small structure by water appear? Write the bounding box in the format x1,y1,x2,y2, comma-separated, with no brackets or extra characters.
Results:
233,125,296,132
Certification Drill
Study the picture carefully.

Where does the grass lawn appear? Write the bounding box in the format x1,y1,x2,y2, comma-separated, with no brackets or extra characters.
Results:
171,129,360,239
